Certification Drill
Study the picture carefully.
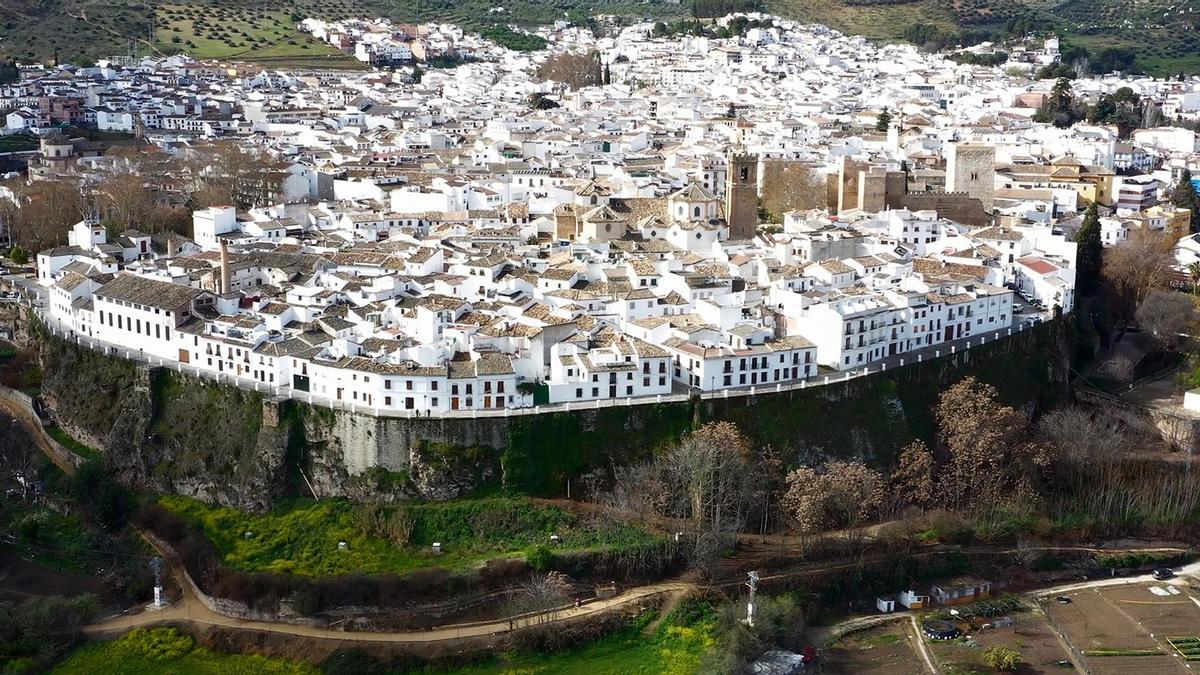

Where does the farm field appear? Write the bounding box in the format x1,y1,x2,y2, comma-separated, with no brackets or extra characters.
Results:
1096,584,1200,638
823,621,925,674
152,3,363,68
1044,586,1189,675
945,610,1080,672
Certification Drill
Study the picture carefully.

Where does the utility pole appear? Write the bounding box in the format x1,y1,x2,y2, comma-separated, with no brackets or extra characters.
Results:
744,570,759,627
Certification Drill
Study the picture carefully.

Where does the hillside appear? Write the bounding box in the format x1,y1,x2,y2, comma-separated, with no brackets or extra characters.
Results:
0,0,1196,75
0,0,682,68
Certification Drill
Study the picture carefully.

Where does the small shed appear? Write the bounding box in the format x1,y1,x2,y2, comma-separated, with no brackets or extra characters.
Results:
876,595,896,614
932,575,992,606
898,589,929,609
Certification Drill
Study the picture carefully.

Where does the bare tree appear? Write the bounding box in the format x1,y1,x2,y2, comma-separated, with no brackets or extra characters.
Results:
508,571,572,623
183,141,280,209
781,460,883,534
1135,290,1198,351
888,440,934,515
1103,237,1178,320
1097,354,1136,384
934,377,1049,514
535,50,603,90
760,161,825,221
1038,406,1125,465
0,179,89,252
610,422,756,568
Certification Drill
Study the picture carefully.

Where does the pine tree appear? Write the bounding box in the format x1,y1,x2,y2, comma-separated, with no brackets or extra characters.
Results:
1170,168,1200,232
1074,202,1103,297
875,108,893,133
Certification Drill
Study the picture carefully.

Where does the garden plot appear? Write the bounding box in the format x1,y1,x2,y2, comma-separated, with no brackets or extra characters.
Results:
1044,589,1188,674
823,622,925,674
967,613,1076,674
1096,584,1200,638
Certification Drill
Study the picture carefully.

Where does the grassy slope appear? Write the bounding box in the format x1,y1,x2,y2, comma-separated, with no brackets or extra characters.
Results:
437,602,716,675
152,3,361,67
160,494,661,576
53,628,318,675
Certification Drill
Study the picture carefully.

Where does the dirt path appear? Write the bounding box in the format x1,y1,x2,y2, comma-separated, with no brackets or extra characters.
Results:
86,579,691,643
908,614,940,675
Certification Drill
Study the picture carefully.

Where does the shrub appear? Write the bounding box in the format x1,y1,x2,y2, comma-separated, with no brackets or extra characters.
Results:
984,646,1021,671
527,545,555,572
120,627,195,661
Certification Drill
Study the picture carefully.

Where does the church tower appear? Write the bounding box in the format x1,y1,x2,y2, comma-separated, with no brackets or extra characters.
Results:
725,150,758,239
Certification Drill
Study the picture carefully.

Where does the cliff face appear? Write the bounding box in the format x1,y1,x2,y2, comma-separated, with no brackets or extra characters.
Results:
40,337,290,511
38,320,1073,511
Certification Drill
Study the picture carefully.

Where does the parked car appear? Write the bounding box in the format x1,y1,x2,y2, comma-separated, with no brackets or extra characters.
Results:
1055,596,1071,604
1153,567,1175,580
1013,303,1025,312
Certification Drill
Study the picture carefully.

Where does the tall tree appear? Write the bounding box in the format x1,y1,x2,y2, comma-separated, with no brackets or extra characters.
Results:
1034,77,1081,128
875,108,893,133
1135,290,1198,351
1102,236,1178,320
934,378,1048,514
1074,202,1103,297
1170,168,1200,231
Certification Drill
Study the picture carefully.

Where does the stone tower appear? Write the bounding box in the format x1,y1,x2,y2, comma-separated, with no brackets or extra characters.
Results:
945,142,996,213
725,150,759,239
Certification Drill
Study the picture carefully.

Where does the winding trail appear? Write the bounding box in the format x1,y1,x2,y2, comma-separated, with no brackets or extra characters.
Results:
86,577,691,643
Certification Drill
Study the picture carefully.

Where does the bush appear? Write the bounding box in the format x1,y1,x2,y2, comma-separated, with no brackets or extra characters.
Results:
984,646,1021,671
527,545,555,572
120,627,195,661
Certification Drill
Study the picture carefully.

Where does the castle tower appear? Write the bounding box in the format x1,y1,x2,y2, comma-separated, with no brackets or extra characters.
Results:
725,150,759,239
945,142,996,213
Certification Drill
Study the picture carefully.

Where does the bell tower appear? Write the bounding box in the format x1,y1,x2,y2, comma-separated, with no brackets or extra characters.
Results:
725,150,758,239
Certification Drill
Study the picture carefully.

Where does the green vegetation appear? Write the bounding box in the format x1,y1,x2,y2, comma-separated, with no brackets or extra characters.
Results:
441,600,716,674
53,627,318,674
153,3,361,67
1081,648,1164,657
46,425,102,462
1094,551,1183,570
0,341,42,396
982,645,1020,671
1167,637,1200,660
0,595,100,674
0,134,38,153
477,25,547,51
0,503,96,575
159,494,661,576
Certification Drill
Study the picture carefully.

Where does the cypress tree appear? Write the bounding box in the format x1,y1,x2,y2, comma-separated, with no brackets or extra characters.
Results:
1074,202,1103,297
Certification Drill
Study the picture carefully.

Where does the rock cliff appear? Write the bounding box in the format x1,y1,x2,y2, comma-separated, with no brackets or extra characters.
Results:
37,320,1073,511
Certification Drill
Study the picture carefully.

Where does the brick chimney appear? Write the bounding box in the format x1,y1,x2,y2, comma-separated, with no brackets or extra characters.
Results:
219,238,231,294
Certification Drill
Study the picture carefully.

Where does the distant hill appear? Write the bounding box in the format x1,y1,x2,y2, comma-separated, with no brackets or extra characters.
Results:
0,0,1196,74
